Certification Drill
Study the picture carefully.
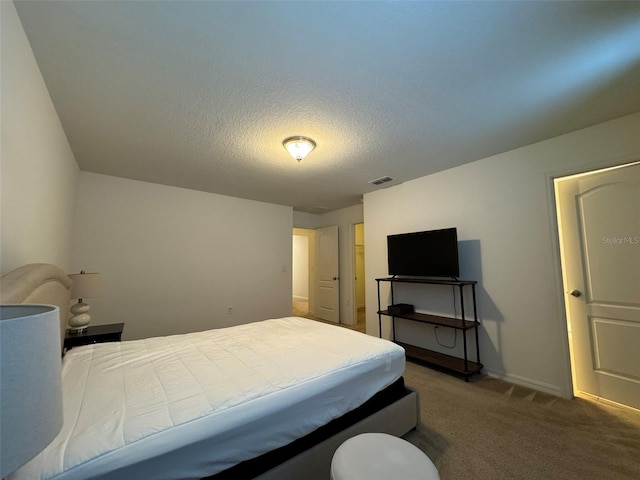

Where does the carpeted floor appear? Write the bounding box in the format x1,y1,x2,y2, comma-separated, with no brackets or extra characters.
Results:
402,360,640,480
291,298,366,333
291,297,314,319
293,298,640,478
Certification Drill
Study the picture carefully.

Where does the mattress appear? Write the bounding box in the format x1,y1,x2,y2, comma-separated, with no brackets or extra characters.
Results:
12,317,405,480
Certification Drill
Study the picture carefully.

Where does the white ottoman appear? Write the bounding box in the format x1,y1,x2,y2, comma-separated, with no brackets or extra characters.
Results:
330,433,440,480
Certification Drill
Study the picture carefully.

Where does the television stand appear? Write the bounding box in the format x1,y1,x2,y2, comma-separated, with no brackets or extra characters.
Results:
376,277,482,381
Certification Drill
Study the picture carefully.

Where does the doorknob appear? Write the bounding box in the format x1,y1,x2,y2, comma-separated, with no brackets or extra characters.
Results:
333,276,339,281
569,289,582,297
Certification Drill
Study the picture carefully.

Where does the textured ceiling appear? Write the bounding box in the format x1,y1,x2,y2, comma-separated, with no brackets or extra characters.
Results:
14,1,640,213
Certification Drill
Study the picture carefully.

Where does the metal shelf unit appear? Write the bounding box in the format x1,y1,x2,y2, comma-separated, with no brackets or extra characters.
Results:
376,277,482,381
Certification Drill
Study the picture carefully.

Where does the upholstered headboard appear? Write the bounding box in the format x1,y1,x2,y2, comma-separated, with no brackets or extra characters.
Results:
1,264,72,351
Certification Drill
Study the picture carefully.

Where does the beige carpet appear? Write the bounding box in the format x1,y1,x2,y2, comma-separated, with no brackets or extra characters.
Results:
402,361,640,480
292,297,314,319
292,298,366,333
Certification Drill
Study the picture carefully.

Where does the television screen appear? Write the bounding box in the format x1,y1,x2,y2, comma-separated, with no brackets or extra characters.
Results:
387,228,459,278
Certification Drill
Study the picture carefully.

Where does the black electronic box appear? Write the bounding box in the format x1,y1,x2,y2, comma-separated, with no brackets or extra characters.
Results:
387,303,415,315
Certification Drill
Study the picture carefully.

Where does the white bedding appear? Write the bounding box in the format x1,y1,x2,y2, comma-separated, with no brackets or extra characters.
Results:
12,317,405,480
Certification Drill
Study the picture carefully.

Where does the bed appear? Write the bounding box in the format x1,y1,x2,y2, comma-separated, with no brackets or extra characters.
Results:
1,263,419,480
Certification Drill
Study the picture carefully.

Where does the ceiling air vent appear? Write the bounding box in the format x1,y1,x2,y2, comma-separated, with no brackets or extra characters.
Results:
368,176,394,186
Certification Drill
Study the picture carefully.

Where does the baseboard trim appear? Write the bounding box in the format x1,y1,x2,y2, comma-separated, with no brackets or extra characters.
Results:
575,390,640,414
484,368,566,398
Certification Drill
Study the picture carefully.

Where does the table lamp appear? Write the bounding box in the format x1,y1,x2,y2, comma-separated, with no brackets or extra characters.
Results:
0,305,63,477
68,270,103,332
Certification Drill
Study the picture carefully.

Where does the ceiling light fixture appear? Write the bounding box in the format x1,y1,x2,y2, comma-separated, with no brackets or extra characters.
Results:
283,136,316,162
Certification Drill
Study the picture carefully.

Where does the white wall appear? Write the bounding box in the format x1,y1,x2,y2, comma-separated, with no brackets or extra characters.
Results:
293,211,321,229
0,1,79,275
364,112,640,397
318,204,364,325
72,172,293,340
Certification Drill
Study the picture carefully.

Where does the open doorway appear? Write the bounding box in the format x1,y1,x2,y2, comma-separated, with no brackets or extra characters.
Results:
292,228,316,319
353,223,366,333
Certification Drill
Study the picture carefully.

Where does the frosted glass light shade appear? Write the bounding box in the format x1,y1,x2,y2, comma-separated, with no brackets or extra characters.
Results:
283,136,316,162
0,305,63,477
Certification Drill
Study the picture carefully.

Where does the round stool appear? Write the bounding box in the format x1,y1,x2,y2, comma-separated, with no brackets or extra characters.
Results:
330,433,440,480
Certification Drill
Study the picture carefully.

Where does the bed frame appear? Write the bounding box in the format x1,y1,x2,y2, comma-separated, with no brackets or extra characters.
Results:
1,263,419,480
1,263,72,351
229,381,418,480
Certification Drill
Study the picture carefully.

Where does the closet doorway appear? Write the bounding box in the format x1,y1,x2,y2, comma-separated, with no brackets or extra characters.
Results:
353,223,366,332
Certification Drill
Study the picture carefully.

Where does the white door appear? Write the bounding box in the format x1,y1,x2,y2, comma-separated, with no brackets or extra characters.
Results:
556,162,640,410
316,225,340,323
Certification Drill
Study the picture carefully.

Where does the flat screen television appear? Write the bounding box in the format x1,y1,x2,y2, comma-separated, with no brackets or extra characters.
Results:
387,227,459,278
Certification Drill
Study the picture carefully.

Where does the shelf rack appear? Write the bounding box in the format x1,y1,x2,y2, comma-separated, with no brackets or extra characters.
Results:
376,277,482,380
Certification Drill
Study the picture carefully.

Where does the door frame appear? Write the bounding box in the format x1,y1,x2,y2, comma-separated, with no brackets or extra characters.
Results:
547,157,640,402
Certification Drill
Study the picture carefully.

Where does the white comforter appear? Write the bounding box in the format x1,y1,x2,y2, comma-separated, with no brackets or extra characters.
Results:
12,317,405,480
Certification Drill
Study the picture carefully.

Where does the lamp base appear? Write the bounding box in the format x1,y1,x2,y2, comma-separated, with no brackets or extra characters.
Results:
67,326,88,334
68,301,91,331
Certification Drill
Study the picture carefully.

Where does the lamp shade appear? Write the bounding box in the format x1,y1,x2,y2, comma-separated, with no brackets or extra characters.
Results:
69,272,103,299
0,305,63,477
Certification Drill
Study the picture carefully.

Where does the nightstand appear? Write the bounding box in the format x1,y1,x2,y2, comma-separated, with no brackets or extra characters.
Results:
64,323,124,352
